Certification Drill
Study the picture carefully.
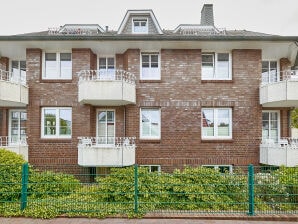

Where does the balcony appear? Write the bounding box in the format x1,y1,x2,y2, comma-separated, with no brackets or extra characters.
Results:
260,70,298,107
78,70,136,106
260,138,298,167
78,137,136,167
0,136,28,161
0,70,28,107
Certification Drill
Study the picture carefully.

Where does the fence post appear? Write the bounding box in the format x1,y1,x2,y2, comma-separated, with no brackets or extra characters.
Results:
134,164,138,214
248,164,255,216
20,163,29,211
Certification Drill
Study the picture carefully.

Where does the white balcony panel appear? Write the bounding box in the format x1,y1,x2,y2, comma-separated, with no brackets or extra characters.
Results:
260,142,298,167
0,136,28,161
78,80,135,106
0,81,28,107
77,137,136,167
260,72,298,107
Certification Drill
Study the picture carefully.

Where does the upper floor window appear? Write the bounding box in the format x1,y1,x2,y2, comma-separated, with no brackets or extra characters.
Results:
11,60,26,84
202,52,231,80
262,61,278,84
98,57,115,79
43,53,72,80
202,108,232,139
141,53,160,80
140,108,161,139
41,107,72,138
132,18,148,34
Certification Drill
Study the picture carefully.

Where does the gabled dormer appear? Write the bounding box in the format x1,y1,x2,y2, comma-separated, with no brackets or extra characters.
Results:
117,10,163,35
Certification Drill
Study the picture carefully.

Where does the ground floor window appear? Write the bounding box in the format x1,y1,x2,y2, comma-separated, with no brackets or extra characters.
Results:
201,108,232,139
141,165,161,173
97,110,115,145
9,110,27,144
41,107,72,138
262,111,279,142
140,108,161,139
203,165,233,173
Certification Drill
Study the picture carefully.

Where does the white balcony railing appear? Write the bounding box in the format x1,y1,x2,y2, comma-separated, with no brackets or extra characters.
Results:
0,136,28,161
260,138,298,167
0,69,28,107
260,70,298,107
77,69,136,106
77,137,136,167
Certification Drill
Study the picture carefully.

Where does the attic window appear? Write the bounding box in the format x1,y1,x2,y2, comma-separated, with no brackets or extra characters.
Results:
132,18,148,34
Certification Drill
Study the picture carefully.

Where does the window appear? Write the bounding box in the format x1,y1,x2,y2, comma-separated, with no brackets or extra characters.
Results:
202,108,232,139
141,53,160,80
140,108,161,139
44,53,72,79
11,60,26,84
9,110,27,145
203,165,233,174
41,108,72,138
202,52,231,80
262,111,279,142
141,165,161,173
262,61,278,84
132,18,148,33
98,57,115,79
97,110,115,145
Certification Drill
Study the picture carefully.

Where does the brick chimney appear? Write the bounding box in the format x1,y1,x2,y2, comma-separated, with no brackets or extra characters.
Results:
200,4,214,26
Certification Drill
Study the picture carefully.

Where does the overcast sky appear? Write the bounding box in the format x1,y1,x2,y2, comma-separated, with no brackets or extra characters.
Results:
1,0,298,36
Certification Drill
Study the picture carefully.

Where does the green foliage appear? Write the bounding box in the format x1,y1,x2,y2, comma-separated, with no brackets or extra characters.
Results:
0,149,26,201
291,108,298,128
28,170,80,198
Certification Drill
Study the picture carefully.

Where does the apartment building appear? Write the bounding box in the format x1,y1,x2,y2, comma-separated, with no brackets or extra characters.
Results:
0,4,297,174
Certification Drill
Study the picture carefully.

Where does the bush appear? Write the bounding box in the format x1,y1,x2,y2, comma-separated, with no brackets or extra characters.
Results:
0,149,26,201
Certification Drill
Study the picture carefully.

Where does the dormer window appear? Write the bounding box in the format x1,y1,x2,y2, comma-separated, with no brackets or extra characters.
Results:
132,18,148,34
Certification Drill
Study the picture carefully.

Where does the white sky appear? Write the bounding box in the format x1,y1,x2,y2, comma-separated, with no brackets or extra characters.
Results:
1,0,298,36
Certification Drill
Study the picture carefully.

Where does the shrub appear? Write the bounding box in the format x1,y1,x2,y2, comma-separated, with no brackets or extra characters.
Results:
0,149,26,201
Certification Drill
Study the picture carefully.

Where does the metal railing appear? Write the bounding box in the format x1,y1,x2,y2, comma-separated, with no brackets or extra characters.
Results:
78,136,136,147
0,136,28,146
77,69,136,84
261,70,298,85
261,138,298,147
0,69,27,86
0,164,296,218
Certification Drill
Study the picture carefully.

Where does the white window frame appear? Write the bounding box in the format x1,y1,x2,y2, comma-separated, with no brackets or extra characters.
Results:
97,56,116,80
261,60,279,84
141,165,161,173
140,108,161,140
132,18,148,34
96,109,116,146
8,109,27,145
41,107,72,139
202,165,233,174
262,110,280,143
201,108,232,140
10,60,26,84
42,52,72,80
140,52,160,80
201,52,232,80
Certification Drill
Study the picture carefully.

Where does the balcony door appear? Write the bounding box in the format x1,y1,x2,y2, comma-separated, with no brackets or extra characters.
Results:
262,111,280,142
9,110,27,145
97,110,115,145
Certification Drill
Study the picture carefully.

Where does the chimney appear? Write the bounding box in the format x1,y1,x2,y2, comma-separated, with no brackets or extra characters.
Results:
200,4,214,26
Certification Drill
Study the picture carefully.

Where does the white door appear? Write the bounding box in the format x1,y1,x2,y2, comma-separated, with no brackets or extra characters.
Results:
9,110,27,145
97,110,115,145
262,111,279,142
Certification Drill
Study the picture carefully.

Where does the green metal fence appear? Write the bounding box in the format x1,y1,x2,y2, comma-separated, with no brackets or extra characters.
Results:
0,164,297,218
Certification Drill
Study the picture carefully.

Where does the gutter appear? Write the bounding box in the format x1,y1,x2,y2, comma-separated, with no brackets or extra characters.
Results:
0,34,297,42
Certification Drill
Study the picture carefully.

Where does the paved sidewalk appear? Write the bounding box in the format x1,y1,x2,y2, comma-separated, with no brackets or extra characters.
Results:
0,218,297,224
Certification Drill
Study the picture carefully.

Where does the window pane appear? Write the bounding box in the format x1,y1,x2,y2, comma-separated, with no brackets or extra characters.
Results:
44,109,56,136
202,109,214,137
217,53,229,61
60,53,71,61
59,109,71,135
60,60,72,79
217,109,230,136
45,53,57,79
217,53,229,79
141,109,160,138
99,58,106,68
202,54,214,79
